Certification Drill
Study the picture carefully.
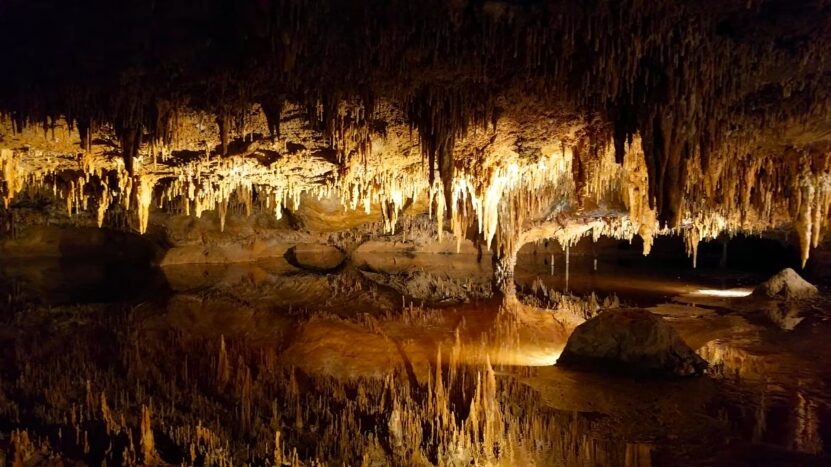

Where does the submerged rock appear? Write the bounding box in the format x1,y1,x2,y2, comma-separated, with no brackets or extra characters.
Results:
557,308,708,377
753,268,818,301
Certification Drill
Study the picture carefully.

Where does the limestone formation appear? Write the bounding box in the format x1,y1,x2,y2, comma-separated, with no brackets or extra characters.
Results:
558,308,709,377
1,0,831,291
1,2,830,465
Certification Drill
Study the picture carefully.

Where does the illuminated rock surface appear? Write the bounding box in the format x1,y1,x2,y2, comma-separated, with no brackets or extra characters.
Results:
753,267,819,301
558,308,709,377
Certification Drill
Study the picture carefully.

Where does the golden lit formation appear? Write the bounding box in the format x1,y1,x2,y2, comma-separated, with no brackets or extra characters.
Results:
3,106,831,274
2,1,831,465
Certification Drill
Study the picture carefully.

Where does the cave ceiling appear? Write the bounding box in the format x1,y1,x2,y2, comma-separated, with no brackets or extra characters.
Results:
1,0,831,265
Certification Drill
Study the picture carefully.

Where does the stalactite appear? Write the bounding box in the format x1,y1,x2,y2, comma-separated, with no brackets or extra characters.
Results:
77,118,94,152
135,174,156,235
217,110,230,156
684,227,701,269
118,127,140,175
0,15,830,264
1,149,21,208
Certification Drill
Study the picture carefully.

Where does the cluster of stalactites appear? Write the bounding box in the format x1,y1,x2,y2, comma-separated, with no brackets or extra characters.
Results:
468,148,577,258
3,100,831,270
0,147,136,229
1,0,830,243
679,146,831,268
506,136,831,269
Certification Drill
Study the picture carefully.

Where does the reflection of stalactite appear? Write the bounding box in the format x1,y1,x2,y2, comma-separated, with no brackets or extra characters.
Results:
217,335,230,386
624,443,652,467
141,405,160,465
793,385,822,454
753,386,766,443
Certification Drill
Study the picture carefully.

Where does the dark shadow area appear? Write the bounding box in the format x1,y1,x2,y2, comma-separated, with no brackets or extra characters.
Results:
515,234,807,306
0,258,170,306
0,226,170,306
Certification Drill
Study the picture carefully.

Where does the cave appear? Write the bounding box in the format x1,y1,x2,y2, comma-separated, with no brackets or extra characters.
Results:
1,0,831,465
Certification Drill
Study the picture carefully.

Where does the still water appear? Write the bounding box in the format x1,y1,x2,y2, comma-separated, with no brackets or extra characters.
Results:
0,252,829,466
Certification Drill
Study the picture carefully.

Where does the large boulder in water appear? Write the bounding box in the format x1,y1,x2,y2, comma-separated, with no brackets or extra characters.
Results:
557,308,708,377
752,268,817,300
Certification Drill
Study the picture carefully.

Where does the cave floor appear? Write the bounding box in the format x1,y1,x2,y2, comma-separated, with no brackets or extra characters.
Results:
0,254,829,466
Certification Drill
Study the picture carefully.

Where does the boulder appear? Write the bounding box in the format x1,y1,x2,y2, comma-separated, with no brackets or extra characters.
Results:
752,268,817,300
557,308,708,377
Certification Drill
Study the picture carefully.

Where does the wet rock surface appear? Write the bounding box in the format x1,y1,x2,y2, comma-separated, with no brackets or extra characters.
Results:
558,308,709,377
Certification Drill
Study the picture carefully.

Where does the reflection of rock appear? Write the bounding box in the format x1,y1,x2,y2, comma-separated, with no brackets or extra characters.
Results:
697,338,768,378
283,244,346,272
761,302,805,331
753,268,817,300
283,318,401,378
558,308,708,377
161,261,398,314
360,269,491,305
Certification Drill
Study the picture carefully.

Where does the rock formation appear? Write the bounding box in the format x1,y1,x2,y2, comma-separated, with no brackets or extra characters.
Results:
753,268,819,301
558,308,709,377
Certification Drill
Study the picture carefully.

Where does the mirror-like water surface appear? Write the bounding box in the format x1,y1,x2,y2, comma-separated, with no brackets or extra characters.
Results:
1,252,829,466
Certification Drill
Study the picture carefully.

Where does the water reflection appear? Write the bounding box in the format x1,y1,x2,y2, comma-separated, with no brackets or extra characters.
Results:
0,253,830,465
